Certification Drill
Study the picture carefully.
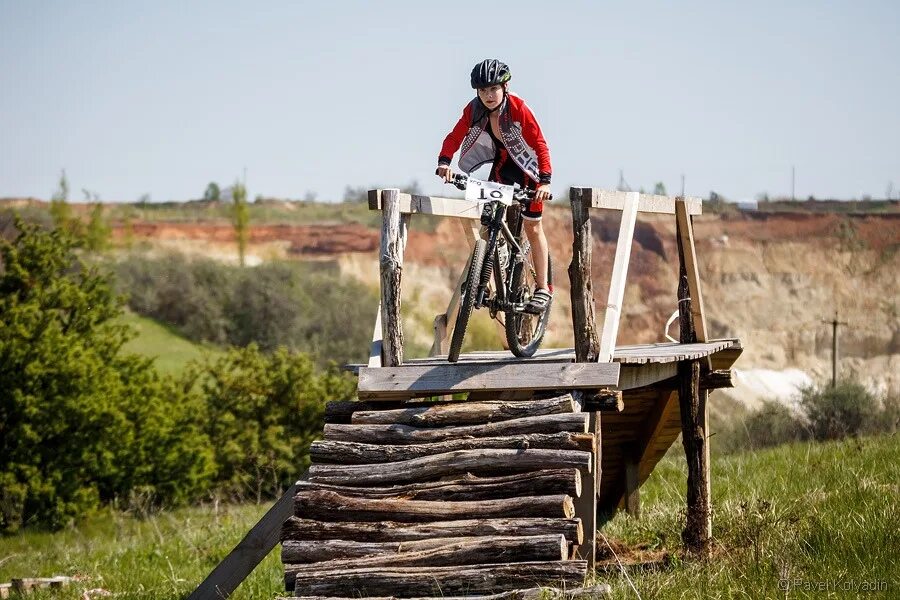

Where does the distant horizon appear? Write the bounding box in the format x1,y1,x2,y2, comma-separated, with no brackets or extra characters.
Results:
2,1,898,204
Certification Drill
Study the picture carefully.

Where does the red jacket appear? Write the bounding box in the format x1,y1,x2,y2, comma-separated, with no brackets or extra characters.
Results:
438,93,552,185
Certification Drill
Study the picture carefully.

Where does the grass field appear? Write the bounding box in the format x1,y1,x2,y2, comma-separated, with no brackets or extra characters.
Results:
117,311,223,376
1,435,897,599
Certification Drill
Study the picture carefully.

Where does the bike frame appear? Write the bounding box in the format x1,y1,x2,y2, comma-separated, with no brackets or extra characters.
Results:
473,200,532,316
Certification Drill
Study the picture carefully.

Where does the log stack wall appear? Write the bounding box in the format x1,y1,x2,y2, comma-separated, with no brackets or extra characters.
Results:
280,393,598,598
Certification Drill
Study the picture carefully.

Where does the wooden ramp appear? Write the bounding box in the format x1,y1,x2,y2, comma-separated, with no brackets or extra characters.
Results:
280,393,603,597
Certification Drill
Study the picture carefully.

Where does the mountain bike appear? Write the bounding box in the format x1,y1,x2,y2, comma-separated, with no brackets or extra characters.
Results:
446,174,553,363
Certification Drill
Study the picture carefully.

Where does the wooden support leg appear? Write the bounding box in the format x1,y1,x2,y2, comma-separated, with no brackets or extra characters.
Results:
573,412,599,572
624,444,640,518
678,359,710,555
188,474,307,600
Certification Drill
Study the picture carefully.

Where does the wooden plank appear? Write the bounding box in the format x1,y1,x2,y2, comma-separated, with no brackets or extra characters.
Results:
637,392,680,481
324,413,590,444
283,535,567,583
187,474,306,600
294,490,577,522
311,436,593,464
350,394,577,426
289,584,612,600
369,303,383,368
573,187,702,215
369,189,482,220
281,516,584,546
307,448,592,486
597,192,639,363
616,363,678,390
289,561,588,596
356,362,620,399
675,200,708,343
380,189,408,367
569,187,599,362
296,470,581,500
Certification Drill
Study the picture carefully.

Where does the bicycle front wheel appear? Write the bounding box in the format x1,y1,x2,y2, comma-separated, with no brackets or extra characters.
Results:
449,239,487,363
505,252,553,358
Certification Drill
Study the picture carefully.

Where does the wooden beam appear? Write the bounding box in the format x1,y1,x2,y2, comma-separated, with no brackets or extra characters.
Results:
637,391,680,480
369,189,482,220
573,188,702,215
572,413,599,570
616,362,678,390
356,362,620,400
675,200,708,343
568,187,600,362
597,192,639,363
187,474,306,600
379,189,408,367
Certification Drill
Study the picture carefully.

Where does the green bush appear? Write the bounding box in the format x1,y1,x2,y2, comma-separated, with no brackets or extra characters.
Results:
799,380,896,441
714,380,899,454
0,221,215,532
186,345,356,501
113,254,375,365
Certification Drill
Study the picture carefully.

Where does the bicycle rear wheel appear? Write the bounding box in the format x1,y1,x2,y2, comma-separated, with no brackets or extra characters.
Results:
505,251,553,358
449,239,487,363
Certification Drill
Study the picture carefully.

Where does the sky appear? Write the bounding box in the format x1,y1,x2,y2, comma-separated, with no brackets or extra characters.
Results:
1,0,898,203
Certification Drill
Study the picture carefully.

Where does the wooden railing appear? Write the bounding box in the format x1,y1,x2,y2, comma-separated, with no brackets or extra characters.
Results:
367,188,483,367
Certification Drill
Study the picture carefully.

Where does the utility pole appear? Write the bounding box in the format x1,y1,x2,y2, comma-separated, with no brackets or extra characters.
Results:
791,165,796,201
822,311,849,387
681,173,685,197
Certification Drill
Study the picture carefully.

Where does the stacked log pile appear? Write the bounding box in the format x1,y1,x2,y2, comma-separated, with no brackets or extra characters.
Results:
280,393,600,598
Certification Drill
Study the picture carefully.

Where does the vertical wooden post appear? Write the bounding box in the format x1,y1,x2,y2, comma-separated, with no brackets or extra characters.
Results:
624,443,640,518
676,212,711,556
568,188,599,362
573,411,600,571
380,189,408,367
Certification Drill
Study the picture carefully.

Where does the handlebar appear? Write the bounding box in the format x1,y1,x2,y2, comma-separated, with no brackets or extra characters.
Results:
437,170,552,202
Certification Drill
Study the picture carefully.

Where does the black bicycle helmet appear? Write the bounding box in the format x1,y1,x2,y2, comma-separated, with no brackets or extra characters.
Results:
470,59,511,89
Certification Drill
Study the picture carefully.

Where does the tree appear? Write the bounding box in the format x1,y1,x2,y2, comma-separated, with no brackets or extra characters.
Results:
653,182,667,196
49,169,72,231
188,344,355,501
85,202,111,251
0,220,214,531
204,182,221,202
232,181,249,266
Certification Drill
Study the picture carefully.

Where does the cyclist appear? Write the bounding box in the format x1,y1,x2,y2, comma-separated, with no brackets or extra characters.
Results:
436,59,553,314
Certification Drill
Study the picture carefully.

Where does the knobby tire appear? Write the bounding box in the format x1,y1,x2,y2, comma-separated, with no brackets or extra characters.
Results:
505,253,553,357
448,239,487,363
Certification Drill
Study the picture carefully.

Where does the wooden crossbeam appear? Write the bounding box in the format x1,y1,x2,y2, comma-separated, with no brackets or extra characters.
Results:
368,189,481,220
356,362,620,400
573,188,703,215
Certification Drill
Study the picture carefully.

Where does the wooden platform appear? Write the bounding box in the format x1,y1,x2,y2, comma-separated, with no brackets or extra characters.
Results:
351,339,743,514
351,339,741,400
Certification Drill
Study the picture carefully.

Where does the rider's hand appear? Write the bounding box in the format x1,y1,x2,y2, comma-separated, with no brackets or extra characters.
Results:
535,184,551,202
436,165,453,183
